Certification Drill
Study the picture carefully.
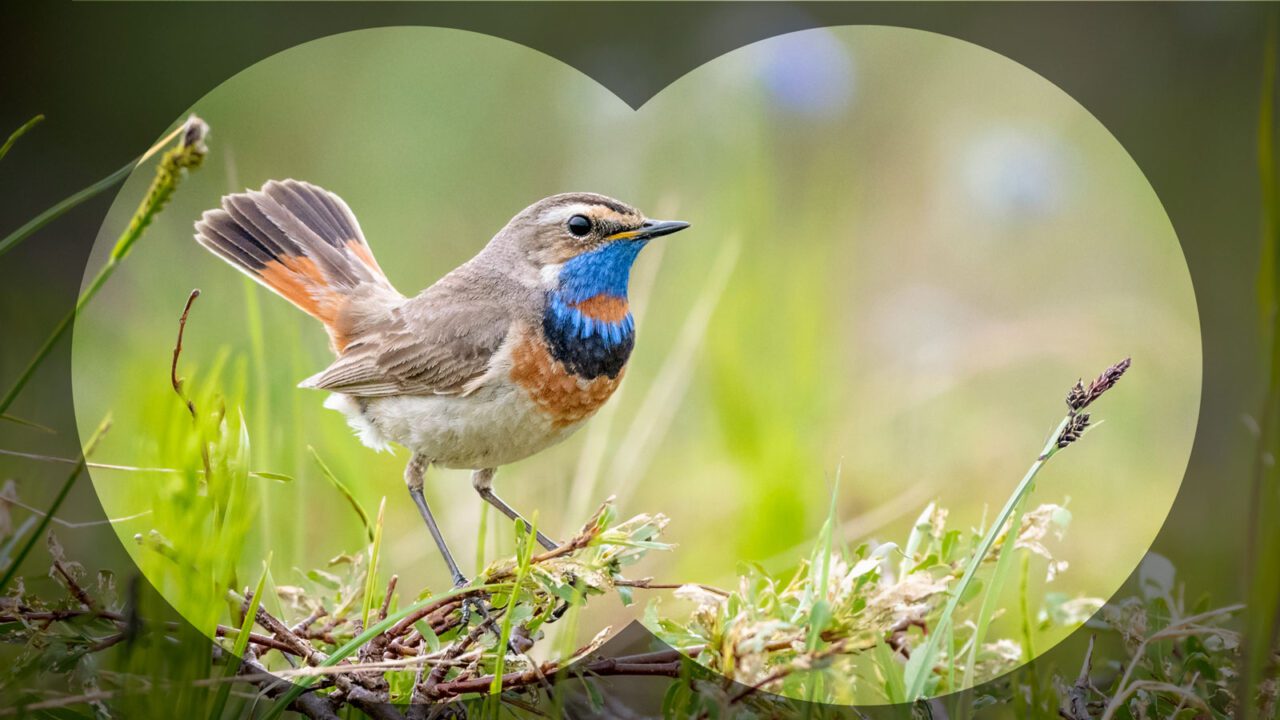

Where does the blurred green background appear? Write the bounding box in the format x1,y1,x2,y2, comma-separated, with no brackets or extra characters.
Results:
69,25,1198,691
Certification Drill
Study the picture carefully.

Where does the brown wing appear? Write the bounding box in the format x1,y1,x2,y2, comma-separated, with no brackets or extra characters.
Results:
194,179,398,352
298,266,520,397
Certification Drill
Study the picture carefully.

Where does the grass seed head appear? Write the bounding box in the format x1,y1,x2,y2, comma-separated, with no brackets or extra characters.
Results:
1080,357,1131,411
1066,358,1131,413
181,114,209,155
1057,412,1091,448
1066,380,1089,411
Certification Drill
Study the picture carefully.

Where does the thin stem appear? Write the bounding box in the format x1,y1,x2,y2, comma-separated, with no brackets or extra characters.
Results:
961,472,1035,692
0,114,44,163
904,415,1068,701
490,519,538,701
170,289,201,419
0,413,54,432
0,447,290,483
1244,15,1280,712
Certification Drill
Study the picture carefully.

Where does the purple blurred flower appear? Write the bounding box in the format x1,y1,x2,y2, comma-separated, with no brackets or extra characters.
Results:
760,29,857,118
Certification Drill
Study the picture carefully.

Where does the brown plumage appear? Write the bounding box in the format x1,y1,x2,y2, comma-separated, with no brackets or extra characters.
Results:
193,179,690,584
194,180,395,352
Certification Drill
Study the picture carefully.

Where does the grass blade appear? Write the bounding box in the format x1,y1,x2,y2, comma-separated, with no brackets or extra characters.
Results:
0,114,44,163
0,119,190,258
360,498,386,629
961,491,1030,692
489,516,538,706
208,555,271,720
0,447,290,482
307,446,371,541
873,640,907,704
245,471,294,483
1258,15,1278,346
905,353,1128,701
0,516,37,568
0,160,133,259
610,239,739,507
0,413,54,433
1018,551,1043,708
475,502,489,577
903,415,1069,701
803,468,840,711
1243,13,1280,716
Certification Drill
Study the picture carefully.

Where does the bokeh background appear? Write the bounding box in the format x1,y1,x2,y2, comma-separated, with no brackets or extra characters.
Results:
68,25,1198,694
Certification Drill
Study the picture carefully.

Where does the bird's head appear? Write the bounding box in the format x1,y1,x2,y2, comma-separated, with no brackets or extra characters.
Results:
499,193,689,300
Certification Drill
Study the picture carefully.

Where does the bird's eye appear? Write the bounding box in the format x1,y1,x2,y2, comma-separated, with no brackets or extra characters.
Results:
567,215,592,237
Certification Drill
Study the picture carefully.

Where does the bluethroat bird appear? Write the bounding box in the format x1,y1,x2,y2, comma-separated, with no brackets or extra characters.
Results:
193,180,689,587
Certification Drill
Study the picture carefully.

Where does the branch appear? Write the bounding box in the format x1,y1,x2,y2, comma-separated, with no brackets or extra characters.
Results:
426,650,686,700
238,656,342,720
170,288,200,419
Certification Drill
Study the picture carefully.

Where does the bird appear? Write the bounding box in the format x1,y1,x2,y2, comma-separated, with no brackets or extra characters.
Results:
193,179,689,589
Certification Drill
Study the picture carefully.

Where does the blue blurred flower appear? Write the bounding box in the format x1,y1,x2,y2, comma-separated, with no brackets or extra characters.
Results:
760,29,857,118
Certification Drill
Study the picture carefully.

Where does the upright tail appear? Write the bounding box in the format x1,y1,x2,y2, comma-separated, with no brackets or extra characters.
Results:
194,179,399,351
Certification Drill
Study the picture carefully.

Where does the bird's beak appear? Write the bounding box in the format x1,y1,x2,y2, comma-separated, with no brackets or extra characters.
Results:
606,219,691,242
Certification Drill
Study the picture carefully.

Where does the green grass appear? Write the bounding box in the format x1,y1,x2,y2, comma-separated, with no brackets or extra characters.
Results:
1243,12,1280,717
309,445,373,541
0,347,1249,717
359,498,386,629
903,414,1069,701
0,161,1138,709
207,555,270,720
487,515,537,713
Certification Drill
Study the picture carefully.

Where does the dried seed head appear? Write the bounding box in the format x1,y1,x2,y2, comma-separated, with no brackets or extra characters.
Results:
1066,380,1088,411
181,114,209,154
1066,357,1131,413
1057,412,1091,448
1083,357,1131,408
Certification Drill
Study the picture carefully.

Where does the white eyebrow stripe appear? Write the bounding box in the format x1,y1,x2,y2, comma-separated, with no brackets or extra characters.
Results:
537,203,597,224
537,203,644,228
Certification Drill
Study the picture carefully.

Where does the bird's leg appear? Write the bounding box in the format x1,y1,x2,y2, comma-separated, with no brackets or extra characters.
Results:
471,468,559,551
405,454,467,585
405,454,490,627
473,469,576,621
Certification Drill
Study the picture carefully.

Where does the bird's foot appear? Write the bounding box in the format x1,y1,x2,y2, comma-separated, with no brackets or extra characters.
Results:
452,574,533,657
549,572,581,622
452,573,495,631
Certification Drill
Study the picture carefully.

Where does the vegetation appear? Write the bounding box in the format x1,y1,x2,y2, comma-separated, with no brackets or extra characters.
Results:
4,242,1226,718
0,22,1275,718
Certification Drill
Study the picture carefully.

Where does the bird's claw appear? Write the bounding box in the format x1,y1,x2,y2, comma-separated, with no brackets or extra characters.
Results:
452,576,533,657
549,572,581,621
452,575,494,630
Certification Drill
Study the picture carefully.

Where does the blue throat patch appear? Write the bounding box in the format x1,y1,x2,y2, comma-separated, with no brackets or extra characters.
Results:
542,241,646,379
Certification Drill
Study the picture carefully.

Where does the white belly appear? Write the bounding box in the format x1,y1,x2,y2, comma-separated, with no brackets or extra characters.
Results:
323,384,582,469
